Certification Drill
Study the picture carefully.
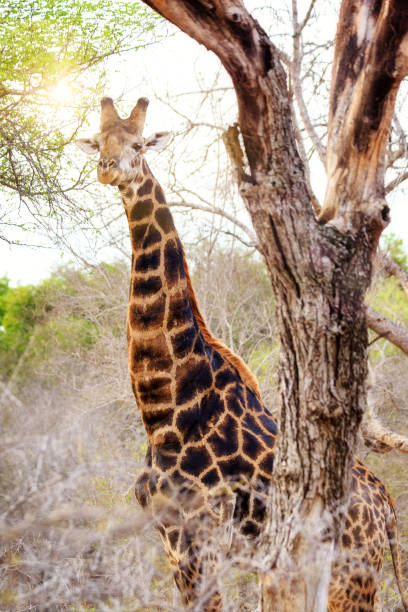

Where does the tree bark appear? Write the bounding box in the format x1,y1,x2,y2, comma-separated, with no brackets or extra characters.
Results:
321,0,408,227
140,1,408,609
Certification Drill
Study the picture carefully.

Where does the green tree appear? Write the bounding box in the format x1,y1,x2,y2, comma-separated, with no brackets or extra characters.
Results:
0,0,158,242
0,276,10,322
381,233,408,272
0,282,40,374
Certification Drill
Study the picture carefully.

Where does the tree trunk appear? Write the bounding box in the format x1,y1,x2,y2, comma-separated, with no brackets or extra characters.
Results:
241,172,371,612
140,1,408,609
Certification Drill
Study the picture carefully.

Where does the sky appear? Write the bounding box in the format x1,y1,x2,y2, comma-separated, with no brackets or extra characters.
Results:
1,1,408,285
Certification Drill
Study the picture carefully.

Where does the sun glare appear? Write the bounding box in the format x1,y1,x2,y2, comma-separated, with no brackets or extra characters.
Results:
49,81,72,105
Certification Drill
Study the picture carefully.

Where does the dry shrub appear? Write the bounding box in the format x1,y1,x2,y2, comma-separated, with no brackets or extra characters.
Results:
1,252,407,610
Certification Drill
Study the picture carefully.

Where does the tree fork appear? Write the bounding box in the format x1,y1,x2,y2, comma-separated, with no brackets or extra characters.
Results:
140,0,408,609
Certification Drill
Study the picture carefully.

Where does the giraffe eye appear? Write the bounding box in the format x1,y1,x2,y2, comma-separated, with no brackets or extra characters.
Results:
132,143,142,151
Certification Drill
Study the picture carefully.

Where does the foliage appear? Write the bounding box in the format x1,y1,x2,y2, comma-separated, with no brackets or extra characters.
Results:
0,0,159,242
0,268,101,377
369,277,408,326
0,1,156,87
0,276,9,321
0,248,277,391
381,233,408,272
0,284,39,353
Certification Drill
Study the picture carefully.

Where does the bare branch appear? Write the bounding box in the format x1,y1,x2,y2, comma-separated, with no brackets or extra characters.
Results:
377,250,408,297
290,0,326,165
168,199,259,248
0,504,146,543
385,170,408,194
298,0,318,34
362,413,408,454
366,305,408,356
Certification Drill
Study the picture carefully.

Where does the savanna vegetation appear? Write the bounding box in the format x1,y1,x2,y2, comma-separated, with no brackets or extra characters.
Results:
1,238,408,610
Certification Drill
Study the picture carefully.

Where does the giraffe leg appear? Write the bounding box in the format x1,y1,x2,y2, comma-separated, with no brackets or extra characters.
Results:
172,549,222,612
328,557,379,612
166,526,223,611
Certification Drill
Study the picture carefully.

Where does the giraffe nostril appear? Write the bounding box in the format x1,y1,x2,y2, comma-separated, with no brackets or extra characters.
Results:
108,159,117,169
98,159,110,170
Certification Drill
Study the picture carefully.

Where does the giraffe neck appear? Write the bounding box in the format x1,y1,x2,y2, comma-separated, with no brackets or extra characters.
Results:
121,160,208,440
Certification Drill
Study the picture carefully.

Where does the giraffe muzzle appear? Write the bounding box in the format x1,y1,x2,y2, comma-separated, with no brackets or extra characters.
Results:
97,158,119,185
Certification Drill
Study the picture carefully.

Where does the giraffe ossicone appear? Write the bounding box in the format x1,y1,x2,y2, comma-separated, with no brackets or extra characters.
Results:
76,96,407,612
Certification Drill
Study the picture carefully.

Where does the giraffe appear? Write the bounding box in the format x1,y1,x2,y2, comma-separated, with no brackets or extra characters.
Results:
76,96,407,612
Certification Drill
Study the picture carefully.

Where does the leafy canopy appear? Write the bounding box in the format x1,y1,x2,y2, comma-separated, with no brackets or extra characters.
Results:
381,233,408,272
0,0,158,241
0,267,98,377
0,1,156,89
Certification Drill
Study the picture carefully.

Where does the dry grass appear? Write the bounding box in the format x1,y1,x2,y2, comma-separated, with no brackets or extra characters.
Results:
1,254,407,611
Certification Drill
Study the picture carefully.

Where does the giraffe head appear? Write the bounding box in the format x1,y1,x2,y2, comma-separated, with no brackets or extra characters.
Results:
76,97,170,185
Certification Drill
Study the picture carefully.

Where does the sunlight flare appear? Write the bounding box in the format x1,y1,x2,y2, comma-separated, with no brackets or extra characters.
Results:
48,80,72,105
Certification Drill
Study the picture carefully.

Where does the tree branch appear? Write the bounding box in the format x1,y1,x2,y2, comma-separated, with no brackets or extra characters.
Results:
362,413,408,454
168,199,259,248
290,0,326,165
143,1,309,194
366,305,408,355
377,250,408,297
385,170,408,194
143,0,319,284
321,0,408,230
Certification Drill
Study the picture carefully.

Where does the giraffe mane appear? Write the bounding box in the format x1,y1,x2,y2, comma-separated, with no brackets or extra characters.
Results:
181,248,261,400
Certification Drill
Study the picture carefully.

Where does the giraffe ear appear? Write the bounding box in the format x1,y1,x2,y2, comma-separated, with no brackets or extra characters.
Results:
144,132,171,152
76,136,100,156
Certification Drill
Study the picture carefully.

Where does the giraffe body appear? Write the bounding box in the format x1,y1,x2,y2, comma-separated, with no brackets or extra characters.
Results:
76,97,407,612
